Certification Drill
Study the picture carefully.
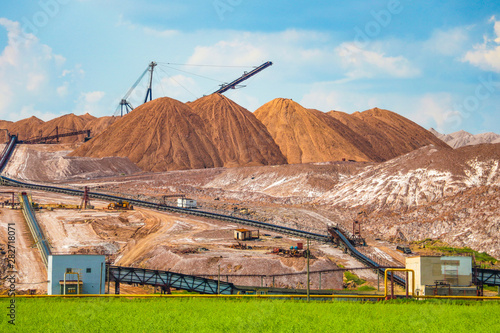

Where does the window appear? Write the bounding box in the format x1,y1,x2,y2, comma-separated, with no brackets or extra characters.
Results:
66,268,72,273
86,268,91,273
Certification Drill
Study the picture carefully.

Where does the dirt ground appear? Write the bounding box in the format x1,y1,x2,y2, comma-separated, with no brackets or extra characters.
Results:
0,178,412,293
0,207,47,293
0,145,410,294
4,188,348,290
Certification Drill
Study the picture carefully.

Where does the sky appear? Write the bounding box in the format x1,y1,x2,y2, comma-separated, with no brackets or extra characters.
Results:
0,0,500,134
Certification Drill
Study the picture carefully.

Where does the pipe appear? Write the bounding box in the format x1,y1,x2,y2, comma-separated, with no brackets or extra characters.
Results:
384,269,415,297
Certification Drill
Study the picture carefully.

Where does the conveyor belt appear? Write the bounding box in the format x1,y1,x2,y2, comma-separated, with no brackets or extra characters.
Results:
0,134,407,287
19,192,50,267
108,265,236,294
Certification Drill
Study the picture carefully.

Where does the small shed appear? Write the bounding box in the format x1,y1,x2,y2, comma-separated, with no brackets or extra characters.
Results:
406,255,475,296
234,229,259,241
48,254,106,295
177,198,197,208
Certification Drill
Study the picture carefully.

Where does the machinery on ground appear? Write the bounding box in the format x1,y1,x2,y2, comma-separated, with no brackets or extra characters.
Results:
107,200,133,210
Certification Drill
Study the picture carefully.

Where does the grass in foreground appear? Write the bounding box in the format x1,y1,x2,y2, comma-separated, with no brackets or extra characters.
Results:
2,297,500,332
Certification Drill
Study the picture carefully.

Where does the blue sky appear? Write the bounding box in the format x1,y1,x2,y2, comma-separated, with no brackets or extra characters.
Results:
1,0,500,134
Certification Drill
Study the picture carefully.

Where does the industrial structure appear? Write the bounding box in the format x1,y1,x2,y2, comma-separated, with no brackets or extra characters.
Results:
48,255,106,295
177,198,197,209
20,127,91,144
114,60,272,116
406,255,477,296
212,61,273,94
117,61,157,116
1,134,500,297
233,228,260,241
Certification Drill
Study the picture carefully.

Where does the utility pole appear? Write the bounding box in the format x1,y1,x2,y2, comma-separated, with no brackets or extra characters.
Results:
307,238,310,302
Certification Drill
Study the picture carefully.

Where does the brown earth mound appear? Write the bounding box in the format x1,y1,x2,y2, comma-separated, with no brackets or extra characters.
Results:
7,116,45,141
188,94,287,167
329,108,450,161
84,116,118,137
39,113,90,143
71,97,223,172
79,113,96,123
254,98,373,164
0,120,13,141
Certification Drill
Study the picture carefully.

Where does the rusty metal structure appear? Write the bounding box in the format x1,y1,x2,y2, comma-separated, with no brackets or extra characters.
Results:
20,127,91,144
0,191,15,209
80,186,92,210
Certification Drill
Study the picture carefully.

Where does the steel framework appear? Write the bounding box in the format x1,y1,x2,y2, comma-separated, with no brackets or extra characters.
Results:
476,268,500,286
107,265,235,295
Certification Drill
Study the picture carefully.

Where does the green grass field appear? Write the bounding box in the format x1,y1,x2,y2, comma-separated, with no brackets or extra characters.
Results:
2,297,500,332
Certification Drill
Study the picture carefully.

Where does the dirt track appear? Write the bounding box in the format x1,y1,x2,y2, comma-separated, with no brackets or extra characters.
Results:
0,208,47,293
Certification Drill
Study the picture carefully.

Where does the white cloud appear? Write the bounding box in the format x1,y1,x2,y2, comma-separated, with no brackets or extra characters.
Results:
185,30,335,77
73,91,107,115
410,93,462,132
463,18,500,72
158,75,199,101
300,87,382,112
117,14,178,38
188,40,268,67
19,104,59,122
56,83,69,97
26,73,47,91
336,42,420,81
83,91,105,103
61,64,85,79
424,27,469,56
0,18,80,121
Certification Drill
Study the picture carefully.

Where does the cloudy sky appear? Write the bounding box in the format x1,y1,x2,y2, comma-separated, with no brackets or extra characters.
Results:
1,0,499,134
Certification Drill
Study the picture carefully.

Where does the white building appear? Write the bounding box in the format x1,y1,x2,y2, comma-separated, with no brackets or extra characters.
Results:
177,198,197,208
48,255,106,295
406,255,475,296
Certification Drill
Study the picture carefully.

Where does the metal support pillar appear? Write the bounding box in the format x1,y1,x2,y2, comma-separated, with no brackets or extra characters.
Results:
405,271,409,298
217,264,220,295
319,272,322,290
115,281,120,295
391,273,394,299
107,265,110,294
307,238,310,302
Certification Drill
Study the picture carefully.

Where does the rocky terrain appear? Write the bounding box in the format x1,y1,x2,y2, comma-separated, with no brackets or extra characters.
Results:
64,143,500,258
2,143,141,181
431,128,500,149
318,143,500,209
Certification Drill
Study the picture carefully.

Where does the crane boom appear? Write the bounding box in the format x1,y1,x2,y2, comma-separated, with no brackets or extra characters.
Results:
116,62,156,117
213,61,272,94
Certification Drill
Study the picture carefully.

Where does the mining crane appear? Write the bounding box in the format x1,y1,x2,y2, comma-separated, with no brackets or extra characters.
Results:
117,61,157,116
213,61,273,94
